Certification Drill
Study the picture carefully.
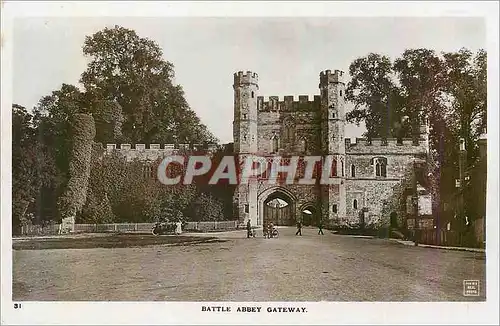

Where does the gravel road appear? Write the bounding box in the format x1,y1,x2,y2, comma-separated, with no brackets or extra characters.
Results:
13,227,485,301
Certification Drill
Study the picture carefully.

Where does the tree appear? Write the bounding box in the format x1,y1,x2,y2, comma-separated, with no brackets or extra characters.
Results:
35,84,86,177
345,53,403,139
12,105,36,229
80,25,218,144
393,49,446,140
187,193,225,222
442,48,487,163
24,84,89,224
12,104,58,231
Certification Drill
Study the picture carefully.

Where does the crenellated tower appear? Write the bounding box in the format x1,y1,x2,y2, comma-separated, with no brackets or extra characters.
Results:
233,71,259,226
319,69,347,223
233,71,259,153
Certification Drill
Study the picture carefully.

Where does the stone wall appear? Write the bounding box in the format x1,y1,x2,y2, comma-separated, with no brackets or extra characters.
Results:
257,95,321,112
343,141,426,227
102,143,219,162
346,138,428,155
257,107,321,155
345,179,400,227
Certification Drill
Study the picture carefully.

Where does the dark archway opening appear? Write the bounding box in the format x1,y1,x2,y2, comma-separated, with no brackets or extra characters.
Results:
301,205,317,227
263,191,295,226
390,211,398,228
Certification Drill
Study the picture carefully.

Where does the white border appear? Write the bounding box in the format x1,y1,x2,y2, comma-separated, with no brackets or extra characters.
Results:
1,1,499,325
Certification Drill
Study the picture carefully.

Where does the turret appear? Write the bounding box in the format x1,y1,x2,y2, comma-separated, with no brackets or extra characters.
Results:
233,71,259,227
319,69,345,85
233,71,259,154
319,69,347,225
233,71,259,86
319,69,346,155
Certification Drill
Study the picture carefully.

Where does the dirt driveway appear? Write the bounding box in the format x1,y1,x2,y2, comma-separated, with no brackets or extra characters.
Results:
12,227,486,301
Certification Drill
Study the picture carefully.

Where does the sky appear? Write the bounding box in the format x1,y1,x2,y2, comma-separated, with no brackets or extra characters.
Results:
13,17,486,144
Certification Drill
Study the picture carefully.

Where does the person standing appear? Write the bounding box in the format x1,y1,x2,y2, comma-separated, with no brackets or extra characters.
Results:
295,220,302,236
318,219,324,235
175,220,183,235
246,219,252,238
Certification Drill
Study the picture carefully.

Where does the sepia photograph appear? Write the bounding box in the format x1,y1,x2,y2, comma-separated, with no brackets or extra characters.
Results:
1,1,498,325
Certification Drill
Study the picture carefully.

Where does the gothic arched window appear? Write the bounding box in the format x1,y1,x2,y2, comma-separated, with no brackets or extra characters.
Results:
351,164,356,177
283,117,296,144
271,133,279,153
373,157,388,177
341,159,344,177
353,199,358,210
330,158,338,177
260,160,269,179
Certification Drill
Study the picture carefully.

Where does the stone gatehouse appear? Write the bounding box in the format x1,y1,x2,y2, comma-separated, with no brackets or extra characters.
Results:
233,70,429,228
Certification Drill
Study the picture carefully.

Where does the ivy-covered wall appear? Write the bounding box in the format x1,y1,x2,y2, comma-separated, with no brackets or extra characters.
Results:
58,113,96,232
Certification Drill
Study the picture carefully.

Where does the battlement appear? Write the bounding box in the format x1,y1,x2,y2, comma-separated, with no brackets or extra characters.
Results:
345,137,429,155
233,71,259,86
320,69,345,85
104,143,219,152
257,95,321,111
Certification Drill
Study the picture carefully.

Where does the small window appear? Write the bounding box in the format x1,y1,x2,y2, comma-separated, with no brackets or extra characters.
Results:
340,90,343,97
271,135,279,153
332,112,337,119
251,91,254,98
244,204,249,213
330,159,338,177
353,199,358,210
243,113,247,120
332,204,338,213
260,162,269,179
351,164,356,177
341,160,344,177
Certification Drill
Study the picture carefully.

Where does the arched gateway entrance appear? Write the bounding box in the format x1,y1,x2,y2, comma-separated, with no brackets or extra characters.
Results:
258,187,297,226
301,204,318,226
